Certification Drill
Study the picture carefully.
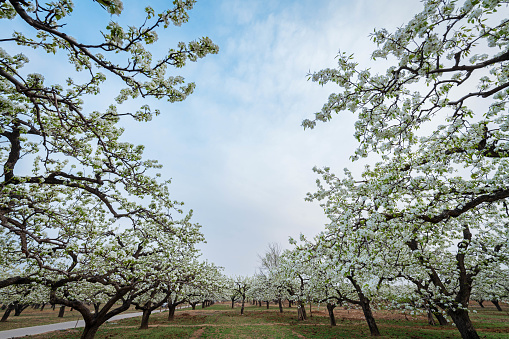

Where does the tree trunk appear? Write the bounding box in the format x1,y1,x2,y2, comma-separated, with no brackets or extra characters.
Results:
278,298,283,313
1,305,13,322
241,297,245,315
288,300,292,308
427,308,436,325
433,309,448,326
201,301,205,309
93,303,101,314
266,301,269,309
168,304,176,321
58,306,65,318
139,309,151,330
491,300,502,311
359,296,380,336
231,298,235,309
40,303,46,311
347,275,380,336
476,300,484,308
297,300,307,320
309,302,312,317
448,308,480,339
80,324,100,339
327,303,336,326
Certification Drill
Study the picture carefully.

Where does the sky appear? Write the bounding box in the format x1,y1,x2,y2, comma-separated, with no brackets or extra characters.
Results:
3,0,424,276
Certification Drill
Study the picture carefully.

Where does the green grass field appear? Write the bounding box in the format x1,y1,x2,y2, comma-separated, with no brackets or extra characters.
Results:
2,302,507,338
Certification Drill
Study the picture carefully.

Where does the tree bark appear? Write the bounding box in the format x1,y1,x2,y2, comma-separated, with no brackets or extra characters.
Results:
359,297,380,336
432,308,448,326
476,300,484,308
327,303,336,326
427,307,436,325
266,301,269,309
1,305,13,322
231,298,235,309
167,304,176,321
278,298,283,313
80,324,100,339
447,308,480,339
40,303,46,311
240,296,245,315
297,300,307,320
347,276,380,336
139,309,151,330
58,306,65,318
491,300,503,311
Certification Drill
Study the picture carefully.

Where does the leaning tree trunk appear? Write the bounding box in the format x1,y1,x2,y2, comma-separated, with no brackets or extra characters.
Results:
432,307,448,326
447,308,480,339
327,303,337,326
139,309,151,330
1,304,13,322
358,296,380,337
476,300,484,308
278,298,283,313
491,300,503,311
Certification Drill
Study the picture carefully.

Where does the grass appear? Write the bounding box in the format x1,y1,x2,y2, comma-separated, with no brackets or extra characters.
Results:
0,305,142,331
2,302,507,338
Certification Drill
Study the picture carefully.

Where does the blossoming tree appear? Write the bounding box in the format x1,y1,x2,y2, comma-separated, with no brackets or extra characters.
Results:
304,1,509,338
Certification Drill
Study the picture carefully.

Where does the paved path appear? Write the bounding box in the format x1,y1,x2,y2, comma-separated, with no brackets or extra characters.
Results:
0,307,178,339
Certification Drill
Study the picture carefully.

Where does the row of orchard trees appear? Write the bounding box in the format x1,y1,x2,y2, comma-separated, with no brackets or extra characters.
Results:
226,5,509,339
0,1,221,338
242,241,508,339
297,1,509,339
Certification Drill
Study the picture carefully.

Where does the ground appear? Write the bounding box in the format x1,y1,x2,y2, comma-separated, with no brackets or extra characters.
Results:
1,301,507,338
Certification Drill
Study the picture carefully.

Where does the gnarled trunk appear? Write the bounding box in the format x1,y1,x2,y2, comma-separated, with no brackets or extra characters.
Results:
447,308,480,339
80,323,100,339
297,300,307,320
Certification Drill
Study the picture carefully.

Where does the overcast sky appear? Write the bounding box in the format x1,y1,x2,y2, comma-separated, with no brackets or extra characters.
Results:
4,0,423,276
